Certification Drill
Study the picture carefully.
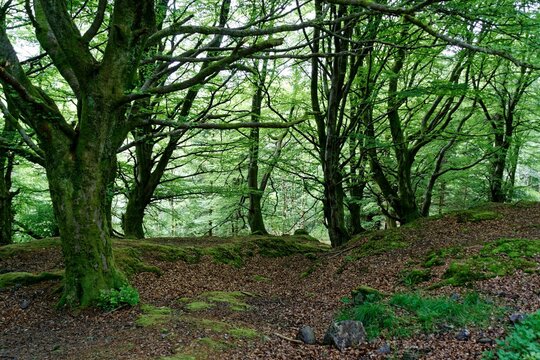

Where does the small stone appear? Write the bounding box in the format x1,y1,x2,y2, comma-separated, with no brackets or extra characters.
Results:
19,299,30,310
450,293,461,301
477,337,494,344
376,342,391,354
296,326,316,345
323,320,366,351
509,313,525,324
456,328,470,341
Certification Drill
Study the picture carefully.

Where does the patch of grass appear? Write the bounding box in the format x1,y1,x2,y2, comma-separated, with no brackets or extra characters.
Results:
338,291,501,340
400,268,432,287
136,304,172,327
438,239,540,287
484,311,540,360
0,270,63,289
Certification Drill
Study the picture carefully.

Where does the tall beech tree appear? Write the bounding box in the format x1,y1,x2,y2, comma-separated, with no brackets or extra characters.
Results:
0,0,282,306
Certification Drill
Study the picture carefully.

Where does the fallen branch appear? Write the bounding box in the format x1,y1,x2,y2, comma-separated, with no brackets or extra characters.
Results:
274,333,303,344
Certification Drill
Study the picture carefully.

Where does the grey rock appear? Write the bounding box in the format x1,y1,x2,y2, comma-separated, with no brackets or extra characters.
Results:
296,326,316,345
450,292,461,301
456,328,471,341
509,313,525,324
19,299,30,310
323,320,366,351
377,342,391,354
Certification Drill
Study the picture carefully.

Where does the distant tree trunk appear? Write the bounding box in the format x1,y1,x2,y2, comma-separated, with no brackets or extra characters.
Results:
0,122,15,245
247,57,269,235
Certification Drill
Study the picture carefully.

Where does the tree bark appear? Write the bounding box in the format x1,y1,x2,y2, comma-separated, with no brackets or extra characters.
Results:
0,128,15,245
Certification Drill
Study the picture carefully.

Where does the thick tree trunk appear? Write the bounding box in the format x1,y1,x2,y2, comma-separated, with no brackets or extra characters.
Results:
348,181,365,235
47,96,129,307
490,150,508,203
123,193,147,239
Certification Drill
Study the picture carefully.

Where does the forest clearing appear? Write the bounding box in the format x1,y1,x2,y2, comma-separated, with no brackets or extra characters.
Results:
1,203,539,359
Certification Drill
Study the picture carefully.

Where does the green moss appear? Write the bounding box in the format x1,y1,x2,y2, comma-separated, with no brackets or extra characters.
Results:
252,236,325,258
113,247,161,277
0,238,61,259
204,245,244,267
454,209,499,223
195,337,233,350
200,291,251,311
437,239,539,287
423,247,462,267
228,327,259,339
0,270,63,289
186,301,214,311
350,230,408,259
135,304,172,327
400,269,432,286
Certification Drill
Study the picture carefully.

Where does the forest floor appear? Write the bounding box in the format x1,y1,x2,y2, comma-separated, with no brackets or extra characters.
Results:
1,202,539,360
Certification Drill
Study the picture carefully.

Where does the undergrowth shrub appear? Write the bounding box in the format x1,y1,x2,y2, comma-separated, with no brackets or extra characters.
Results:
98,285,140,311
484,311,540,360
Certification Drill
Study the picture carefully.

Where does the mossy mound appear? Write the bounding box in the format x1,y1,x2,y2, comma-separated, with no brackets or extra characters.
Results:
349,230,409,259
183,291,253,312
0,270,63,289
453,208,500,223
438,238,540,287
113,247,162,277
181,316,260,339
422,247,462,268
0,238,61,259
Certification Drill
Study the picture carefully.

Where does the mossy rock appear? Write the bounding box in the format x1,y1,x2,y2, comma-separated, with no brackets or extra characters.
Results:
204,245,244,267
0,270,63,289
136,304,172,327
351,285,384,305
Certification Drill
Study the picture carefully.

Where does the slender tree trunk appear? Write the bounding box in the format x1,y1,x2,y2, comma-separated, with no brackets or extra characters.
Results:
0,143,14,245
246,55,269,235
490,134,510,203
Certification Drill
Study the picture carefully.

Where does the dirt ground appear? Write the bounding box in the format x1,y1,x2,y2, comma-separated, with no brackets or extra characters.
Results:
1,203,539,359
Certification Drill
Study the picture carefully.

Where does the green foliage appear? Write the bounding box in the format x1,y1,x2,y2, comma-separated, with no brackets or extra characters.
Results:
338,292,500,340
97,286,140,311
440,239,540,286
484,311,540,360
